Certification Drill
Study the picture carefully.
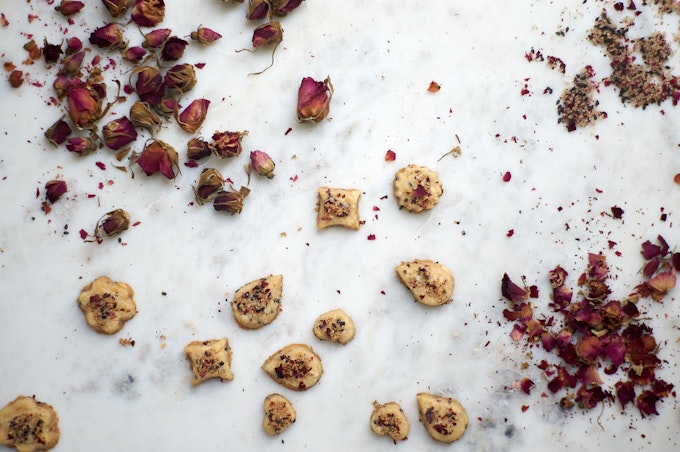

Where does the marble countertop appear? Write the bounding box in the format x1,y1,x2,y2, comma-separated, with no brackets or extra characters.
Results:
0,1,679,451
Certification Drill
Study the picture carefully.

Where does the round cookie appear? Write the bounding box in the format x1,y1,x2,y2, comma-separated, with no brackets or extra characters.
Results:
393,164,443,213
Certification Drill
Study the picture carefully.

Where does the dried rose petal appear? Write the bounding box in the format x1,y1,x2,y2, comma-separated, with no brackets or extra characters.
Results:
190,26,222,45
143,28,171,48
161,36,188,61
384,149,396,161
136,140,178,178
575,335,602,363
297,76,333,123
615,381,636,409
428,81,441,93
23,39,41,60
102,0,130,17
122,46,147,64
102,116,138,150
638,270,676,302
604,333,626,367
175,99,210,133
132,0,165,27
501,273,529,302
61,51,85,75
246,0,270,20
56,0,85,16
98,208,130,238
520,377,534,394
43,39,63,64
67,84,103,129
210,130,247,158
213,186,250,215
271,0,303,16
89,23,126,49
132,66,164,106
164,63,196,92
252,21,283,48
45,117,72,146
250,150,275,178
611,205,624,219
636,390,660,417
45,180,68,203
640,240,661,260
66,136,97,156
130,101,162,134
194,168,224,204
8,70,23,88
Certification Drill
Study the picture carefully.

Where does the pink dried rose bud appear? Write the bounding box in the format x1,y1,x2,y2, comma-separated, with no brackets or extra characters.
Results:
45,180,68,203
175,98,210,133
131,65,164,106
296,76,333,123
143,28,171,48
271,0,303,17
164,63,196,92
45,117,72,146
102,116,138,150
190,26,222,45
61,51,85,75
56,0,85,16
42,40,63,64
122,46,147,63
102,0,130,18
130,101,162,134
194,168,225,204
89,23,126,49
66,136,98,156
98,209,130,238
66,37,83,54
252,21,283,48
246,0,270,20
187,137,211,160
67,84,104,129
160,36,188,61
53,75,72,99
213,186,250,215
132,0,165,27
249,150,275,178
210,130,247,158
136,139,178,178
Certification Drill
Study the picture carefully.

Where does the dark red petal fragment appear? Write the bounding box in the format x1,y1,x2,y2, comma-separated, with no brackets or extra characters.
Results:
520,377,534,395
615,381,636,409
610,205,624,219
636,390,660,417
641,240,661,259
501,273,530,302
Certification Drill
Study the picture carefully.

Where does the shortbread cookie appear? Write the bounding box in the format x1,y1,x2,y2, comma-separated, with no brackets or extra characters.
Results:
395,259,454,306
262,393,296,435
416,392,468,443
0,396,60,452
184,337,234,386
262,343,323,391
312,309,355,345
231,274,283,329
393,164,443,213
316,187,361,230
77,276,137,334
370,401,409,441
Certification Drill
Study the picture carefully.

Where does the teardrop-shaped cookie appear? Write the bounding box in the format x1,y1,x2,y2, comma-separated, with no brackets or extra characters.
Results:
416,392,467,443
261,343,323,391
396,259,454,306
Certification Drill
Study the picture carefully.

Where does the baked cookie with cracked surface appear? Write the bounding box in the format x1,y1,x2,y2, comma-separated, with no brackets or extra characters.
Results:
370,401,409,442
262,393,296,435
231,274,283,329
77,275,137,334
316,187,361,230
0,396,60,452
184,337,234,386
312,309,355,345
416,392,468,443
393,164,443,213
262,343,323,391
395,259,454,306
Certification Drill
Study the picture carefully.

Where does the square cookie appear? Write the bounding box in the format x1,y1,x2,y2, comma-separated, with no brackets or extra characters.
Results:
316,187,361,230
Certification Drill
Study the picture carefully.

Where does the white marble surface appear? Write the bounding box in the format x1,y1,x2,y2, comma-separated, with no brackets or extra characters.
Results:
0,1,679,451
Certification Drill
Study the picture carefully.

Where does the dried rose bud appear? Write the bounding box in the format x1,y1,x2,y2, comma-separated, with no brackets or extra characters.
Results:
98,209,130,238
194,168,225,204
61,51,85,75
246,0,270,20
210,130,247,158
164,63,196,92
45,117,72,146
8,70,23,88
130,101,162,133
131,65,164,106
213,186,250,215
190,26,222,45
252,21,283,48
161,36,188,61
142,28,171,48
122,46,147,63
23,39,42,61
45,180,68,204
156,95,179,118
102,116,138,150
56,0,85,16
271,0,303,17
175,98,210,133
249,150,275,178
136,139,178,178
66,136,97,156
66,37,83,54
43,40,63,64
297,76,333,123
67,84,103,129
132,0,166,27
187,137,211,160
89,23,126,49
102,0,130,18
53,75,71,99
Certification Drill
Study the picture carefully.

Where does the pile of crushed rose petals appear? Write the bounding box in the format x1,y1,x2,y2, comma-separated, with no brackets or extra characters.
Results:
501,235,679,417
6,0,335,242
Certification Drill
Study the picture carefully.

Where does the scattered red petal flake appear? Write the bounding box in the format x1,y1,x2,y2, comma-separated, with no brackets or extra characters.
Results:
507,229,514,237
79,229,88,240
673,173,680,185
132,221,141,227
95,162,106,170
384,149,396,161
372,206,380,211
284,127,292,135
611,205,624,219
195,62,206,69
502,171,512,182
520,378,535,394
290,175,298,182
427,81,441,93
367,234,376,241
184,160,198,168
0,13,8,27
521,405,529,412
